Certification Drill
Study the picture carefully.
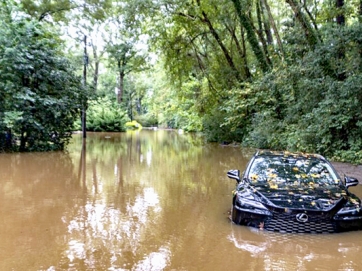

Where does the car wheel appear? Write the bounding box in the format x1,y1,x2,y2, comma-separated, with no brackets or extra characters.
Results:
232,206,242,225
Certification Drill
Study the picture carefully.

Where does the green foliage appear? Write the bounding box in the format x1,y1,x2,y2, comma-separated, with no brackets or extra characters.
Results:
202,106,245,143
0,15,85,152
331,150,362,165
86,97,130,132
240,23,362,163
139,63,204,132
19,0,112,22
3,0,362,165
232,0,271,72
134,113,158,127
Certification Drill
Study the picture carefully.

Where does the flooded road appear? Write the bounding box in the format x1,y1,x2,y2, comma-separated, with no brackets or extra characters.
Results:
0,130,362,271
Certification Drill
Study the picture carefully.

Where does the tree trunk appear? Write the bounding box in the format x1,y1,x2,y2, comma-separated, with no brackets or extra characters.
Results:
20,129,27,152
261,0,285,59
285,0,320,49
336,0,345,25
256,0,271,65
336,0,346,80
257,0,273,45
92,43,99,92
232,0,271,73
240,27,252,80
118,60,124,103
224,22,252,79
200,10,240,80
359,0,362,71
5,129,12,151
302,0,319,31
82,35,87,139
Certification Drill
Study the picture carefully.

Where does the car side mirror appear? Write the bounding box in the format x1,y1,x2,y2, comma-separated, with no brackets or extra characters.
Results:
345,176,359,188
227,169,241,183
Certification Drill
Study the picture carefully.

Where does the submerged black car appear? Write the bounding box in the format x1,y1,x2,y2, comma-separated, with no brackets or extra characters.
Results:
227,151,362,233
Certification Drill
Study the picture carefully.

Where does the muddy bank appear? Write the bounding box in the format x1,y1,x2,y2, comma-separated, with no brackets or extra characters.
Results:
333,162,362,184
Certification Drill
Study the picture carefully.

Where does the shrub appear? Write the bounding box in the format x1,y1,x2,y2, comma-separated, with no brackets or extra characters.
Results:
86,97,129,132
134,113,158,127
203,107,245,143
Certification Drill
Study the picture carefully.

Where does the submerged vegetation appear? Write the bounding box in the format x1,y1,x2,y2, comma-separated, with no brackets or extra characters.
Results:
0,0,362,163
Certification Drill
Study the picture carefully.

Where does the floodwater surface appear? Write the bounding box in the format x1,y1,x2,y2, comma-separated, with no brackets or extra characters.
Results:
0,130,362,271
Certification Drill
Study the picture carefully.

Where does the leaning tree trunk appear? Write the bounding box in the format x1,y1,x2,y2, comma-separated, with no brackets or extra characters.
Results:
261,0,285,60
285,0,320,49
199,9,241,81
232,0,271,73
224,21,252,80
256,0,271,66
257,0,273,44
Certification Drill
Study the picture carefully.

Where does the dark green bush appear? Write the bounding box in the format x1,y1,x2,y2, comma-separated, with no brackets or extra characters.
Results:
0,19,85,152
86,97,130,132
203,107,245,143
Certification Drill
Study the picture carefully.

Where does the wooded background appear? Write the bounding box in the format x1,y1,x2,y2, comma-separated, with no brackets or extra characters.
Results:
1,0,362,163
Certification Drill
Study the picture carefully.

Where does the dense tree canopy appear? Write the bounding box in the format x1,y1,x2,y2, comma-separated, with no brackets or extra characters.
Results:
1,0,362,163
0,2,86,151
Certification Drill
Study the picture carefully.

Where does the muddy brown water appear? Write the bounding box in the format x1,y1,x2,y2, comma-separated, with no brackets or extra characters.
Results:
0,130,362,271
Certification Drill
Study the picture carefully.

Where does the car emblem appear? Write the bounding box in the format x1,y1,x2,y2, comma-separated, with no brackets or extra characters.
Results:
296,213,309,223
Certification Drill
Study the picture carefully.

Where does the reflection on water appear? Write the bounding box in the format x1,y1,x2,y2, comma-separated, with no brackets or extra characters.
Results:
228,224,362,270
59,131,191,270
63,187,166,270
0,130,361,270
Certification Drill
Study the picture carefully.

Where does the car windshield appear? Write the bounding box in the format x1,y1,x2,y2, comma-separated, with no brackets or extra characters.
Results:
248,156,340,186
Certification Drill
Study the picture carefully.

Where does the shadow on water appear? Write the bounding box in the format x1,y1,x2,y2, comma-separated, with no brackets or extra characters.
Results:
0,130,361,270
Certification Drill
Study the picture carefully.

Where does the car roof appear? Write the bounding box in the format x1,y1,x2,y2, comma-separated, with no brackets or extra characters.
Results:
254,150,327,161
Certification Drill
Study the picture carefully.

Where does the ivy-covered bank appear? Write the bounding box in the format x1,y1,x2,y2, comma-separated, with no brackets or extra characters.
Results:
219,24,362,164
